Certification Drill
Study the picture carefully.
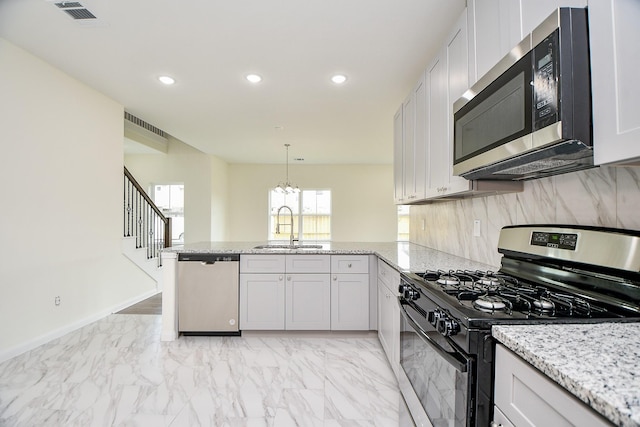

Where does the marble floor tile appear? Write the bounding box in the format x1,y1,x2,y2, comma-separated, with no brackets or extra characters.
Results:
0,315,401,427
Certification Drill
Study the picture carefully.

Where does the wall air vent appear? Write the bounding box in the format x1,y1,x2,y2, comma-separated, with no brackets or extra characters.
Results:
124,112,167,139
124,112,169,154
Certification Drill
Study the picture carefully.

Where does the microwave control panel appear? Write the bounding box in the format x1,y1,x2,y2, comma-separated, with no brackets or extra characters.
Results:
533,29,559,130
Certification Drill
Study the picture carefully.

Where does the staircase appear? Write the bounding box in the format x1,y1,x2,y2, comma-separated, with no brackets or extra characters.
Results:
122,166,171,289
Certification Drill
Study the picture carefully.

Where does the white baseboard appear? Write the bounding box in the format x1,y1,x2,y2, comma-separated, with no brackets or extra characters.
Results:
0,289,160,364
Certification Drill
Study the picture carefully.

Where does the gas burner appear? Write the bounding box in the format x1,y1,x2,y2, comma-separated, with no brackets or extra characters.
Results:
438,275,460,285
476,276,501,287
473,296,509,312
533,298,555,311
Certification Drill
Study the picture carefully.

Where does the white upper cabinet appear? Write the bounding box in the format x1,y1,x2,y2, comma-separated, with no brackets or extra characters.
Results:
394,75,428,204
590,0,640,165
468,0,522,85
413,75,428,201
425,50,448,198
393,106,404,203
402,92,416,200
427,9,472,198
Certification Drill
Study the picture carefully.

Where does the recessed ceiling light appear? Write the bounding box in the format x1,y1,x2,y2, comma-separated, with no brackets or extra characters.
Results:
158,75,175,85
246,74,262,83
331,74,347,84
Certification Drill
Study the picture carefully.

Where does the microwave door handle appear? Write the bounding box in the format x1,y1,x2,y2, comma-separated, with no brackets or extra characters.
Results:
399,301,468,373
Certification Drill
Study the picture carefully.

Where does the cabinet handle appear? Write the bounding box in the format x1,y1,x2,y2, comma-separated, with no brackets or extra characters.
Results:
348,263,352,268
279,275,283,281
333,275,337,281
287,276,291,281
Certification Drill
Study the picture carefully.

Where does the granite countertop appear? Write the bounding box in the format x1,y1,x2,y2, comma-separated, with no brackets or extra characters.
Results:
162,241,498,272
493,323,640,427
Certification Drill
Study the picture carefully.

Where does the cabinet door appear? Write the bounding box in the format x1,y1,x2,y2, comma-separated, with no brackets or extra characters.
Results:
425,50,449,198
468,0,522,84
331,273,369,330
414,75,428,199
403,92,416,200
286,274,331,330
494,344,612,427
446,9,474,195
239,273,285,330
377,279,400,377
393,106,405,203
590,0,640,165
428,9,472,199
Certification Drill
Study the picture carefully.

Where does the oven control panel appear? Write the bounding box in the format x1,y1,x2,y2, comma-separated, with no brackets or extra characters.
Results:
531,231,577,250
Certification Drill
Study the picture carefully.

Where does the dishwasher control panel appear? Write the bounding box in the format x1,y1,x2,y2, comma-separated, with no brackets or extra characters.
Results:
178,253,240,262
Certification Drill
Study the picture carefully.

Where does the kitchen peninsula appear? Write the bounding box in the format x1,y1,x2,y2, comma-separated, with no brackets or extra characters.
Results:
160,241,495,341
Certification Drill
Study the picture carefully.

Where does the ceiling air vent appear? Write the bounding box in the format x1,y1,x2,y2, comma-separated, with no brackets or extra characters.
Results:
52,2,98,21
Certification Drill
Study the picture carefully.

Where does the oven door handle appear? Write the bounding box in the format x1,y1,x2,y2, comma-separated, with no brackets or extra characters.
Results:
399,300,469,373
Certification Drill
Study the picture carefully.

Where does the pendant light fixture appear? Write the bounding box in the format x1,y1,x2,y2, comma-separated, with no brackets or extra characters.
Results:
275,144,300,194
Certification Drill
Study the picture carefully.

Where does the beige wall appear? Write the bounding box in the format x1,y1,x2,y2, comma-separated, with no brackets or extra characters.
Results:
125,137,228,243
0,38,156,359
227,164,397,242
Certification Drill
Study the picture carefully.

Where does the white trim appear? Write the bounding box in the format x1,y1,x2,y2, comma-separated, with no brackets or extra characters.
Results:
0,289,160,364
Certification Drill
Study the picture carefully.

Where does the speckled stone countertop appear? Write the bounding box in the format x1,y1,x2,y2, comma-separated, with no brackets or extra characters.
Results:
163,241,498,272
493,323,640,427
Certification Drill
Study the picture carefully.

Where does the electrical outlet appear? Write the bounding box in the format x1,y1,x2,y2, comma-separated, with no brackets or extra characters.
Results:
54,296,61,306
473,220,481,237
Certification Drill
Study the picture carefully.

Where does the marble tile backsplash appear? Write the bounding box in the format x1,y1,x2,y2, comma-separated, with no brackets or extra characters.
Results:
410,166,640,268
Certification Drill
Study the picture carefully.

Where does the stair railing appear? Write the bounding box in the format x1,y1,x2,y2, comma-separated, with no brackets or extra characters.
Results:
123,167,172,267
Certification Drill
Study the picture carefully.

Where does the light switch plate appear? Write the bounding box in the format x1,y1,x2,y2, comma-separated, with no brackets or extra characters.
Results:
473,220,481,237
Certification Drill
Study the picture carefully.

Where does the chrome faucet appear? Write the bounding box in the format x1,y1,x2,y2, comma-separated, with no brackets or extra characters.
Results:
276,205,298,246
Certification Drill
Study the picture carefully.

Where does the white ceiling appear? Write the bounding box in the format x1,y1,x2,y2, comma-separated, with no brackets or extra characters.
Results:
0,0,465,164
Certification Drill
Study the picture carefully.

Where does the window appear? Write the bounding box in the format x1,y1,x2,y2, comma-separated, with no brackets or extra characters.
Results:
269,189,331,242
398,205,410,241
152,184,184,244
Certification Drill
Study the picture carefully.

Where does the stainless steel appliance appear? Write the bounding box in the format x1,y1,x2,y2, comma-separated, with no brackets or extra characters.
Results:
178,253,241,335
398,225,640,426
453,8,592,181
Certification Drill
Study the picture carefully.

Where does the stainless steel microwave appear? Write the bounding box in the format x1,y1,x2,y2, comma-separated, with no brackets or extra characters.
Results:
453,8,593,181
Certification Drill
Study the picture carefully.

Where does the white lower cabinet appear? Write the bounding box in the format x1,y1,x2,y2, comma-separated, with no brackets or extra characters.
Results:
286,274,331,330
377,260,400,378
494,344,612,426
239,273,285,330
331,255,370,330
240,254,371,331
331,273,369,330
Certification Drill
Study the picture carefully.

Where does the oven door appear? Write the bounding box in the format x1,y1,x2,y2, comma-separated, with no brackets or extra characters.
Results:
399,298,474,427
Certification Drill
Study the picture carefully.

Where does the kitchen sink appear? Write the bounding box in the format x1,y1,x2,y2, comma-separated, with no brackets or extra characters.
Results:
253,244,325,250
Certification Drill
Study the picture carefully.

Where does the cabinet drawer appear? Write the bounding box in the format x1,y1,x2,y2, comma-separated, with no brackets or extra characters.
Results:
331,255,369,274
378,259,400,290
285,255,331,273
240,254,286,273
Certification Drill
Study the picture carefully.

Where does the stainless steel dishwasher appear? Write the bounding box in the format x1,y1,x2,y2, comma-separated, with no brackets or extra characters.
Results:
177,253,240,335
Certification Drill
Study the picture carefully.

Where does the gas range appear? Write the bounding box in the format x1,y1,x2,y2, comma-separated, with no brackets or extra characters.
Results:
397,225,640,427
